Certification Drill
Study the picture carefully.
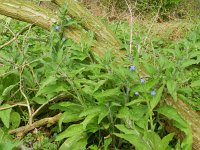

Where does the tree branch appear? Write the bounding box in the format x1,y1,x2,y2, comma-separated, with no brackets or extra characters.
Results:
9,113,62,137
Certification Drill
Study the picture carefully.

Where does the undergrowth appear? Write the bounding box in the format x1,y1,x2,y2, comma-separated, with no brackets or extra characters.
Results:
0,8,199,150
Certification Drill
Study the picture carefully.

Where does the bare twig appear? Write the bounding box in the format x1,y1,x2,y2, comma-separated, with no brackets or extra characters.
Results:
32,93,67,118
0,103,27,111
19,64,33,124
142,5,162,47
9,113,62,137
124,0,134,56
0,24,34,49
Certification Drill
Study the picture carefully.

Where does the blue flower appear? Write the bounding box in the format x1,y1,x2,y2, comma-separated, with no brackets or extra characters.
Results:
151,91,156,96
130,65,135,71
62,37,66,42
140,78,145,83
55,25,60,31
135,91,139,95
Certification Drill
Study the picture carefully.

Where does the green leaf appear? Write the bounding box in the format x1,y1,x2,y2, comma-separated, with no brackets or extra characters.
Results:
23,68,35,88
145,78,160,91
57,48,64,64
79,106,101,117
144,131,161,150
158,105,188,129
10,112,21,129
32,97,46,104
59,102,82,108
104,138,112,150
157,105,192,150
36,76,57,96
50,102,83,112
114,133,150,150
36,82,67,97
93,80,107,92
117,107,131,119
68,137,87,150
160,133,174,150
2,84,16,98
189,51,200,58
167,80,177,101
131,78,159,93
81,113,98,129
115,124,138,135
126,99,146,106
56,124,84,141
142,61,157,76
59,133,87,150
191,80,200,87
130,104,148,121
94,88,120,102
150,85,164,109
0,143,20,150
59,111,82,131
0,104,12,128
182,59,198,68
98,108,109,124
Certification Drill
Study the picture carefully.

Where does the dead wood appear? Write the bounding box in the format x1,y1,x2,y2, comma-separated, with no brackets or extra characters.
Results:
9,113,62,137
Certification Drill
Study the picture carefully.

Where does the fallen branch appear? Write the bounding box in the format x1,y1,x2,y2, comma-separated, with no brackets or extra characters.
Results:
0,0,121,56
9,113,62,137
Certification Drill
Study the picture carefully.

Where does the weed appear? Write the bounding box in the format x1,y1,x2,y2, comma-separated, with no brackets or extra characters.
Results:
0,6,199,150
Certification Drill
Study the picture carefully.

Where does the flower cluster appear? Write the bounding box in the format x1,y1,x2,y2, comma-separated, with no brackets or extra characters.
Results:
55,25,60,31
62,37,66,42
130,65,156,96
130,65,135,71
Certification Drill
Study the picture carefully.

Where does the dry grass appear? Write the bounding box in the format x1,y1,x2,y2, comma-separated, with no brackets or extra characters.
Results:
80,0,196,41
141,19,193,41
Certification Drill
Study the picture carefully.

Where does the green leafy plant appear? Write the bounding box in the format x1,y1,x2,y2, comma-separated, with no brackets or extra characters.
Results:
0,7,199,149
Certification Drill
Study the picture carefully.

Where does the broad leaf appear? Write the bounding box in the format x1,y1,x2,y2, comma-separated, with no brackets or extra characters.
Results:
167,80,177,101
10,112,21,129
56,124,84,141
191,80,200,87
0,104,12,128
115,124,138,135
160,133,174,150
2,84,16,98
115,133,150,150
157,105,192,150
182,59,198,68
150,85,164,109
79,106,101,117
36,76,57,96
59,133,87,150
81,113,98,129
94,88,120,102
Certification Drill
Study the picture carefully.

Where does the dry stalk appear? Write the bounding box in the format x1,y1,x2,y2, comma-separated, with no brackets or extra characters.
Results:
0,103,27,111
124,0,134,56
32,93,67,118
19,64,33,124
0,24,34,49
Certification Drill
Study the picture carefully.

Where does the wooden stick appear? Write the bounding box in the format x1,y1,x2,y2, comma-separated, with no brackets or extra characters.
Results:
9,113,62,137
0,103,27,111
